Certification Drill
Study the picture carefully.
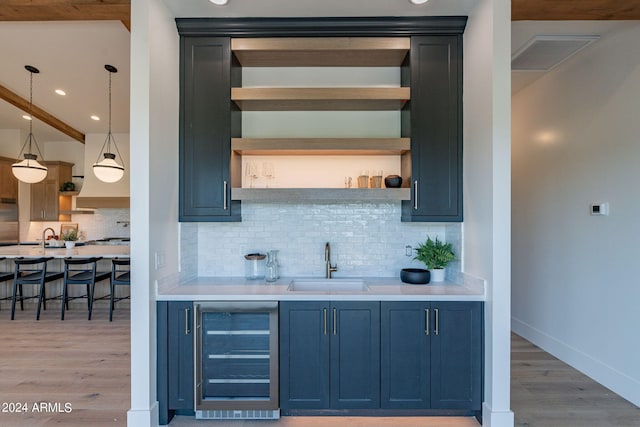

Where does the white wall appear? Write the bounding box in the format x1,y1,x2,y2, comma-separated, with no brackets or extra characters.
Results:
464,0,514,425
512,22,640,407
0,129,21,157
128,0,180,425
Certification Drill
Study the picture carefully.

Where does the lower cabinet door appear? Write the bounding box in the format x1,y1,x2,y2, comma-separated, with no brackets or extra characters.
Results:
168,301,195,410
279,301,330,409
280,301,380,410
430,301,482,410
158,301,194,425
330,301,380,409
381,302,431,409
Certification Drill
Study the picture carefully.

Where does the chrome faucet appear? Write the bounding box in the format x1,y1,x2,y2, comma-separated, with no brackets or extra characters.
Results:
42,227,56,248
325,242,338,279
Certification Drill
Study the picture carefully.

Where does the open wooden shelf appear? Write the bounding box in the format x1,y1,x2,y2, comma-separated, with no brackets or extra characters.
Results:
232,188,410,202
231,37,410,67
231,87,410,111
232,138,410,155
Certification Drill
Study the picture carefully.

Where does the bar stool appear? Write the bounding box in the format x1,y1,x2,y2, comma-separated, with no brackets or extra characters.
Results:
0,257,14,309
110,258,130,321
11,257,64,320
61,257,111,320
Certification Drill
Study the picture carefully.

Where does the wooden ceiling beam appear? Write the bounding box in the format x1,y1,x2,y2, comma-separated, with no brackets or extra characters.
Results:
0,83,85,144
513,0,640,21
0,0,130,31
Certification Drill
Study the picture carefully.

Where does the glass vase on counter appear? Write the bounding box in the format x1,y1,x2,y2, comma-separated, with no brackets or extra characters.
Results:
265,250,279,282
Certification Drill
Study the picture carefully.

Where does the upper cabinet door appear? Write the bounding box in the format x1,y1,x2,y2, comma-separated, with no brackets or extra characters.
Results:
403,35,462,222
179,37,241,221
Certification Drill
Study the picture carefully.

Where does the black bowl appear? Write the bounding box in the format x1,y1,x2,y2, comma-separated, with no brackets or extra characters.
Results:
384,175,403,188
400,268,431,285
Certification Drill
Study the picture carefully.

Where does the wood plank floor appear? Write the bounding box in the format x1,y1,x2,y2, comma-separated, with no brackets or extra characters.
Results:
511,333,640,427
0,305,130,427
1,306,638,427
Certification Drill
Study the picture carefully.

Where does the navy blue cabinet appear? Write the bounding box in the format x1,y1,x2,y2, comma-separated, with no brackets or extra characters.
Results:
430,301,483,410
280,301,380,411
179,37,241,222
381,301,482,411
158,301,194,425
279,301,329,409
381,302,431,409
402,35,463,222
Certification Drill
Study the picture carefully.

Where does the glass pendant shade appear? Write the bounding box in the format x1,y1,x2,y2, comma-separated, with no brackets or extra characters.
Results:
93,152,124,183
12,153,47,183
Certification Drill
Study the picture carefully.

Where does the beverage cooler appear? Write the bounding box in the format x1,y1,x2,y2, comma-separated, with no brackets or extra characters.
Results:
195,302,279,420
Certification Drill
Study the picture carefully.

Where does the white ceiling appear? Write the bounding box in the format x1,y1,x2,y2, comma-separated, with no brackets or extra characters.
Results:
511,20,636,94
0,21,130,144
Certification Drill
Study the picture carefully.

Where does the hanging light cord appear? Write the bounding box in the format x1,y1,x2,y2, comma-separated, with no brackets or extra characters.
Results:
16,68,45,161
95,65,124,168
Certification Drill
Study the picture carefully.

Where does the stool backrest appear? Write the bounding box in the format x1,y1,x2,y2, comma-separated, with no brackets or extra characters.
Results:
111,258,131,285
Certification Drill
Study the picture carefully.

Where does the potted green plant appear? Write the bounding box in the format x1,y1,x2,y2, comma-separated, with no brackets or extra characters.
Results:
61,229,79,249
413,236,456,282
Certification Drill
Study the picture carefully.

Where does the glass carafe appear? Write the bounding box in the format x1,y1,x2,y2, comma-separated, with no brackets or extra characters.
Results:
265,250,279,282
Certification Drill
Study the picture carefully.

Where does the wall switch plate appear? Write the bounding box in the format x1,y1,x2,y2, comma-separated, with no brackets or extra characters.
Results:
155,251,166,270
590,202,609,216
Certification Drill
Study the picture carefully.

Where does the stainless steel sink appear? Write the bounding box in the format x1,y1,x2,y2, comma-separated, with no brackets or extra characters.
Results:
287,278,369,292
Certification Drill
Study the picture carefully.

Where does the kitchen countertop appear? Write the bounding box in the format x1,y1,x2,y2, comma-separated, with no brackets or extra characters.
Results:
158,276,485,302
0,244,130,259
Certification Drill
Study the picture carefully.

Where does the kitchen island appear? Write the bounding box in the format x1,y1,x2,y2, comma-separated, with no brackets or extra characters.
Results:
0,244,130,259
0,244,130,315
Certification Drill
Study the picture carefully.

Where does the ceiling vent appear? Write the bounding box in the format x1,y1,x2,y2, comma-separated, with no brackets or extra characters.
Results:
512,35,600,72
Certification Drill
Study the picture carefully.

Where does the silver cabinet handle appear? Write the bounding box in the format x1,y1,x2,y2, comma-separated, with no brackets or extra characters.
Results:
434,308,439,336
425,308,429,336
413,180,418,210
333,308,337,335
185,307,191,335
223,181,228,210
323,308,327,335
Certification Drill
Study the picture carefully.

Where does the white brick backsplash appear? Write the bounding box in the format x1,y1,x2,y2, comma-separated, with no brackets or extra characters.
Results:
26,209,130,242
194,202,462,279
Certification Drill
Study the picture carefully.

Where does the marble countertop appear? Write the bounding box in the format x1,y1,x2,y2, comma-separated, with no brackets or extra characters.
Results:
0,244,130,259
158,276,485,302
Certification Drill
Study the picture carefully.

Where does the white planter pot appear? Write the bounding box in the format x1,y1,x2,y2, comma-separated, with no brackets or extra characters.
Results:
429,268,446,282
65,241,76,249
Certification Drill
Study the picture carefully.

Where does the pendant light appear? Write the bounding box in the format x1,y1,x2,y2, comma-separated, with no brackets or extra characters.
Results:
93,64,124,183
12,65,48,184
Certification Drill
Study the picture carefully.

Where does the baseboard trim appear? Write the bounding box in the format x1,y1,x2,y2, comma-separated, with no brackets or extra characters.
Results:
512,317,640,407
481,402,514,427
127,401,159,427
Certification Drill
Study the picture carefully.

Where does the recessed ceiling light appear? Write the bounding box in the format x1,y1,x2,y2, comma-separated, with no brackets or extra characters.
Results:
22,115,32,121
55,89,66,96
410,0,429,4
91,115,100,121
209,0,228,4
